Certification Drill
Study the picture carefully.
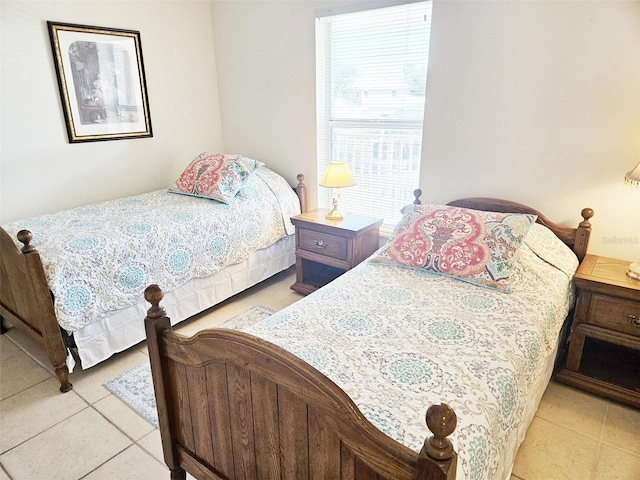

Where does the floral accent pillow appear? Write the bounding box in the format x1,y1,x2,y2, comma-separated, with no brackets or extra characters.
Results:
169,153,264,204
371,204,537,292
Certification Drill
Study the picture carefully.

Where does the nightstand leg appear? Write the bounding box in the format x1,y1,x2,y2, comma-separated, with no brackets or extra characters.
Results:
565,331,586,372
295,256,304,285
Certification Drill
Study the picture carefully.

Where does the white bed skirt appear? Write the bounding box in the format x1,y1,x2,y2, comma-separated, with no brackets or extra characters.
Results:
72,234,295,370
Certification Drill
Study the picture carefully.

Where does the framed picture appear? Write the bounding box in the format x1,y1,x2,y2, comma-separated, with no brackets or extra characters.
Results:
48,21,152,143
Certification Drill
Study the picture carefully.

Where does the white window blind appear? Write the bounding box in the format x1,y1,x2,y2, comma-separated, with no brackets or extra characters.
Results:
316,1,432,231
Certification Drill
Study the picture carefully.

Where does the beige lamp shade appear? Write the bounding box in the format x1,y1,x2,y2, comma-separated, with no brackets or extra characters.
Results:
320,162,356,188
625,162,640,188
319,162,355,220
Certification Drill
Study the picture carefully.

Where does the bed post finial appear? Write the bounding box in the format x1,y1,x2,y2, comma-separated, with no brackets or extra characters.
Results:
425,403,457,460
413,189,423,205
417,403,458,479
580,208,594,228
296,174,308,213
17,230,35,253
573,207,594,262
144,284,166,319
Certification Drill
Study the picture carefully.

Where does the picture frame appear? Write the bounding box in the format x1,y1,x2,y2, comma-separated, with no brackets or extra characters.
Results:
48,21,153,143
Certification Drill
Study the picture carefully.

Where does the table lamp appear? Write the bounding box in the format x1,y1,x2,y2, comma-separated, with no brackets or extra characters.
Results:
319,162,355,220
624,162,640,280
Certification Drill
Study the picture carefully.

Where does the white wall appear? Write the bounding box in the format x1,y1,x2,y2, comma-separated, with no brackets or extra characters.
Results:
210,0,319,196
1,0,223,223
422,0,640,261
211,0,640,261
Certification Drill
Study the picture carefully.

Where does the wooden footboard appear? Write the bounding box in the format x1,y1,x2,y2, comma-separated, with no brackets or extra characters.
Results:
0,228,72,392
144,285,458,480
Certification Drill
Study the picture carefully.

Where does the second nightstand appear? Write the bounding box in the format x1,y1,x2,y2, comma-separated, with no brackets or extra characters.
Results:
555,254,640,408
290,209,383,295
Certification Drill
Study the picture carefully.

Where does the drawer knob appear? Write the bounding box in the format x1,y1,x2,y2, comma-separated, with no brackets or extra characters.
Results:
314,240,328,249
630,315,640,327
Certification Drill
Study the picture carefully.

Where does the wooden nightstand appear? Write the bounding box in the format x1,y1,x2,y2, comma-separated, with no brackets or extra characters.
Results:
290,209,383,295
555,255,640,408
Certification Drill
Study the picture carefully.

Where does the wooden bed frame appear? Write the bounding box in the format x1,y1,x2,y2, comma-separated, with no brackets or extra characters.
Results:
0,174,308,393
144,197,593,480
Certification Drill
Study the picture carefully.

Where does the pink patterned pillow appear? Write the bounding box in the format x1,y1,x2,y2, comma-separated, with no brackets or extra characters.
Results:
371,204,536,292
169,153,264,203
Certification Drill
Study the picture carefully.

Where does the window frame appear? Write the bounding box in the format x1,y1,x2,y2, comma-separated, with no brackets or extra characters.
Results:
315,1,431,232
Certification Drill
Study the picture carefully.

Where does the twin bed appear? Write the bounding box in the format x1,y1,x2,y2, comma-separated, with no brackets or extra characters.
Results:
0,158,306,392
143,196,593,480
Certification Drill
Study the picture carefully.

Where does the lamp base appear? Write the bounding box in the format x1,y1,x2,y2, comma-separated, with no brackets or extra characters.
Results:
325,207,344,221
325,198,344,221
627,260,640,281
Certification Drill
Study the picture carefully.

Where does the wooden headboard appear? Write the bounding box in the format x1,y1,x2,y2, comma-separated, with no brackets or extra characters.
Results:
411,190,594,262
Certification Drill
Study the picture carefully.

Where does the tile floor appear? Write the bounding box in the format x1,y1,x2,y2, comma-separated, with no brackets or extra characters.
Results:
1,266,639,480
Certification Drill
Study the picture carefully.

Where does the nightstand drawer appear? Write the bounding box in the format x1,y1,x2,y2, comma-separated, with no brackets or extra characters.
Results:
588,294,640,336
298,229,347,260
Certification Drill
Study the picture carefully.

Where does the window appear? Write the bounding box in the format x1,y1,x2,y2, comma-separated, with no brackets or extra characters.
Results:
316,1,432,231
